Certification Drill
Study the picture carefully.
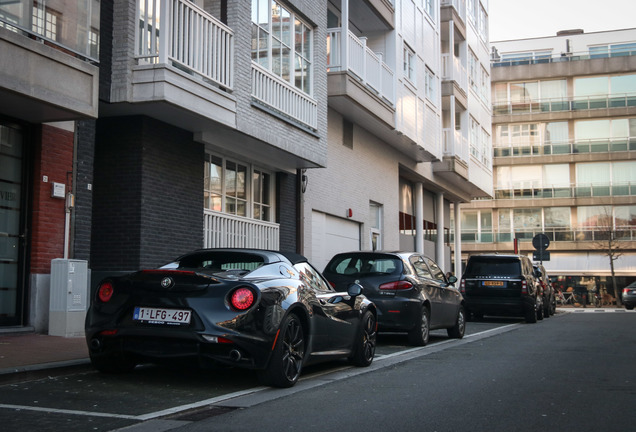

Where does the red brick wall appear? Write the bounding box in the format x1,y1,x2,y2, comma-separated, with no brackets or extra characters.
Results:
30,124,75,274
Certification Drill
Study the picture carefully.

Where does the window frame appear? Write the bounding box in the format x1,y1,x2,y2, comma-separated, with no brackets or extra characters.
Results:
251,0,314,96
204,153,276,222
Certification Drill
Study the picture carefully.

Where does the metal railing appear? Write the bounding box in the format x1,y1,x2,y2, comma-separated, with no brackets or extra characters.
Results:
327,28,395,104
251,63,318,130
441,53,468,93
455,227,636,243
203,209,279,250
493,93,636,115
492,48,636,67
493,137,636,157
492,181,636,200
136,0,234,89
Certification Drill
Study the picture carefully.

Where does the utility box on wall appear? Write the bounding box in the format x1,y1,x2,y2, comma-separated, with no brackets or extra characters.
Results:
49,259,88,337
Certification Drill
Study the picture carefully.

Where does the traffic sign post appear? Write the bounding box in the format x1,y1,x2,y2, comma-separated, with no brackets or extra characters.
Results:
532,233,550,263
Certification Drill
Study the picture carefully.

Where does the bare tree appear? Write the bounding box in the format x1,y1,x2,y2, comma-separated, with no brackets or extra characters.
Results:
594,206,624,306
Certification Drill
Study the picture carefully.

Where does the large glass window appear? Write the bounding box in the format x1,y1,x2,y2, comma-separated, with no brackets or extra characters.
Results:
205,154,274,221
251,0,313,95
0,0,100,59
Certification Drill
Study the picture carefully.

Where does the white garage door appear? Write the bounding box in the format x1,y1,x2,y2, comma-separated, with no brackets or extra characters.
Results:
311,211,360,272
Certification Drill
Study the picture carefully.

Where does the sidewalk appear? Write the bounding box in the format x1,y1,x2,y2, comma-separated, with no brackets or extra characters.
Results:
0,330,89,376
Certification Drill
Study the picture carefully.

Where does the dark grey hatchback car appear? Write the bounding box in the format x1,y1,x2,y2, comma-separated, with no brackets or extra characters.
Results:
323,251,465,346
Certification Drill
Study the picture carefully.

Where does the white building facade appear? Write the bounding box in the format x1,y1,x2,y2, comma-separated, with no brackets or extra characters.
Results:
304,0,493,273
461,28,636,299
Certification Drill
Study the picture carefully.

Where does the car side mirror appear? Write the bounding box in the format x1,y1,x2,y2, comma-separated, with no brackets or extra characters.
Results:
447,275,458,284
347,283,363,297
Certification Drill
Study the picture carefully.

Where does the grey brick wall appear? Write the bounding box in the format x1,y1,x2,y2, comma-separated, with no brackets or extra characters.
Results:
73,119,95,262
91,116,203,271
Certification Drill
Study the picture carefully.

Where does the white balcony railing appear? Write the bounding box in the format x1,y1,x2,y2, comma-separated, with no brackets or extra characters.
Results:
443,128,469,162
327,28,395,104
251,63,318,130
204,210,279,250
441,53,467,93
136,0,234,90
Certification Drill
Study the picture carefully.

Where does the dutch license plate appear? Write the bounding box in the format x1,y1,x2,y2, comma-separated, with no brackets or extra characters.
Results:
133,307,191,325
484,281,504,287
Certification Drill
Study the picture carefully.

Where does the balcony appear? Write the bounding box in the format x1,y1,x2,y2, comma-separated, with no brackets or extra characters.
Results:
327,28,394,105
102,0,236,129
440,0,466,38
204,210,279,250
493,181,636,200
494,137,636,158
251,63,318,131
441,53,467,107
493,93,636,117
457,227,636,244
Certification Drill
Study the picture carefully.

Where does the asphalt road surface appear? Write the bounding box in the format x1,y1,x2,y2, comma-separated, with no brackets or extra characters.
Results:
1,310,634,432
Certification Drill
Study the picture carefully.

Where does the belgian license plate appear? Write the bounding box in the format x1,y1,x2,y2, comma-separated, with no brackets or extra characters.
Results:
484,281,504,287
133,307,191,325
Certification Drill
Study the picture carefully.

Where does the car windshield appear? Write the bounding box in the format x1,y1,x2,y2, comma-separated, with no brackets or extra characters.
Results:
161,251,266,276
325,254,403,276
465,257,521,277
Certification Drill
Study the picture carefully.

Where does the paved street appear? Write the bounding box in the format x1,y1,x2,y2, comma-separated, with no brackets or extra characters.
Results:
1,310,634,431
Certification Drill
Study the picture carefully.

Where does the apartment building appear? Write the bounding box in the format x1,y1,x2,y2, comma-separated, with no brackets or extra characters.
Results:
0,0,99,329
304,0,493,274
460,28,636,300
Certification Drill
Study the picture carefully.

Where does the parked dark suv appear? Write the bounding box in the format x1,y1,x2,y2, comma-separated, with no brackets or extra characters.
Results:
460,254,543,323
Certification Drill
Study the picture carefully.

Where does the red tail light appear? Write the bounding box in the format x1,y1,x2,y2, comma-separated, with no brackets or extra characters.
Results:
460,279,466,293
379,281,413,290
328,281,336,289
98,282,114,303
623,288,630,295
521,280,528,294
230,287,255,310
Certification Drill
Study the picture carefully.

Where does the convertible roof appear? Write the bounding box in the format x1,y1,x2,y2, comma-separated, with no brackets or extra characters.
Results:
184,248,309,265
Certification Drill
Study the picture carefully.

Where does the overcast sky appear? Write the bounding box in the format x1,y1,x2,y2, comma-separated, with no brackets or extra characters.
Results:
489,0,636,42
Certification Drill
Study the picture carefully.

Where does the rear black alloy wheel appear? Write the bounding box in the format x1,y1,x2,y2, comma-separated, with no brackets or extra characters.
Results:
447,306,466,339
351,310,377,367
408,306,430,346
259,313,305,388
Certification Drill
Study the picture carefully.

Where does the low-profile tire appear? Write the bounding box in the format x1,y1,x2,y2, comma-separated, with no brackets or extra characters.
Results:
89,352,136,373
408,306,430,346
537,302,544,320
350,310,377,367
625,304,634,310
447,306,466,339
258,313,305,388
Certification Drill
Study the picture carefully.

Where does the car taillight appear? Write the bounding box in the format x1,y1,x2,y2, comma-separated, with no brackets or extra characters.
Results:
98,282,114,303
379,281,413,290
521,280,528,294
624,288,630,295
230,287,255,311
460,279,466,293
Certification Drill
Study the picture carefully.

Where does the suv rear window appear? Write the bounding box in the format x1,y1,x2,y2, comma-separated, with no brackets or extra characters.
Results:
325,254,403,276
464,257,521,277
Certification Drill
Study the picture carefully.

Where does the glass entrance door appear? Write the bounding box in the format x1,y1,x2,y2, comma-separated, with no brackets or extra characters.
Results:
0,123,26,326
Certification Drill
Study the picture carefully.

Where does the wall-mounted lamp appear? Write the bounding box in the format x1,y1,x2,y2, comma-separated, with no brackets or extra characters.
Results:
301,169,308,193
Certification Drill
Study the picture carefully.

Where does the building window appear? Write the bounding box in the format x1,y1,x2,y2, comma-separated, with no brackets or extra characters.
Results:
425,67,435,101
32,3,60,40
468,49,478,93
370,202,382,251
253,169,271,221
89,28,99,59
403,43,416,84
205,154,274,221
251,0,313,95
425,0,435,20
